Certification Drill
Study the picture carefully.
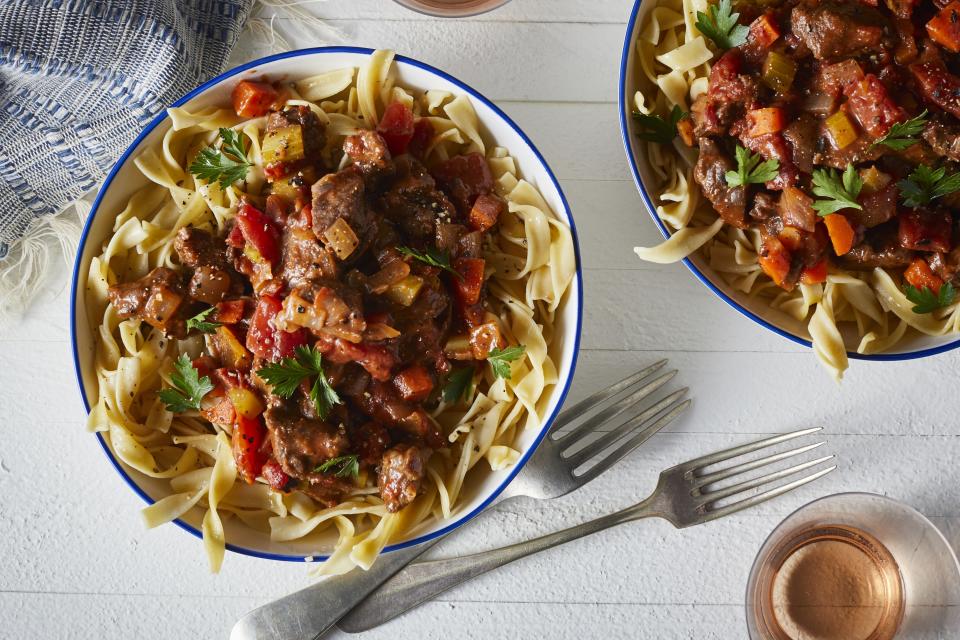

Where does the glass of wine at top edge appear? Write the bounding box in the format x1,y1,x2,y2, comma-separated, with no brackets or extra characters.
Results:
391,0,512,18
746,492,960,640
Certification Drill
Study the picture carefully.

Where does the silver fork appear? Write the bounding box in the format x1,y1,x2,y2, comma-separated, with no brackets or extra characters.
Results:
231,360,690,640
338,427,836,632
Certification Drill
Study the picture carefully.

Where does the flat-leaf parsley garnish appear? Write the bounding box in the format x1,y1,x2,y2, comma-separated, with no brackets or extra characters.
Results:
396,246,462,279
811,164,863,216
632,106,687,144
188,127,252,188
724,145,779,188
257,345,342,419
443,367,475,404
315,454,360,479
158,353,214,413
186,307,221,334
871,110,928,151
898,165,960,208
487,345,526,380
903,283,956,314
696,0,749,50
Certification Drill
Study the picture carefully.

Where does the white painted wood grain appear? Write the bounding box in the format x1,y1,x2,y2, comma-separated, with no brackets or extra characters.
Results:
3,2,960,639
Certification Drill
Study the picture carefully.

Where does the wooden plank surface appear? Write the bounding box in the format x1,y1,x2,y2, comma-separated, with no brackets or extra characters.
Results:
2,1,959,638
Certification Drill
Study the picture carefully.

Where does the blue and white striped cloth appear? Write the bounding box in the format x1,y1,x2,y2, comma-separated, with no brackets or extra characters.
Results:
0,0,255,259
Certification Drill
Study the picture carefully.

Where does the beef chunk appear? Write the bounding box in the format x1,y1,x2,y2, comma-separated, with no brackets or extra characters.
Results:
311,167,375,248
749,192,779,222
782,114,818,174
264,400,350,481
922,119,960,162
853,183,899,229
899,209,953,253
344,130,393,179
280,226,338,289
383,156,457,244
839,225,914,269
351,422,390,468
791,1,888,60
378,444,426,512
694,138,747,228
691,50,760,138
107,267,188,338
175,227,239,304
276,279,367,342
929,249,960,284
431,152,494,214
266,105,326,160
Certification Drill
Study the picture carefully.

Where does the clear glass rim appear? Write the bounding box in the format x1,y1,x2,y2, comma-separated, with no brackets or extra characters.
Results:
391,0,512,18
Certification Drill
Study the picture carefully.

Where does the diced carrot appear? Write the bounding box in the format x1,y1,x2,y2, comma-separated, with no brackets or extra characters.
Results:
746,107,787,137
749,12,781,48
231,80,278,118
393,365,434,403
468,193,504,232
927,1,960,53
801,259,829,285
452,257,486,306
759,237,793,289
904,258,944,294
823,214,856,256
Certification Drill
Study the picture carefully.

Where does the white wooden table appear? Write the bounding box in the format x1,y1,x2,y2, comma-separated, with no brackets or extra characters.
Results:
3,1,959,638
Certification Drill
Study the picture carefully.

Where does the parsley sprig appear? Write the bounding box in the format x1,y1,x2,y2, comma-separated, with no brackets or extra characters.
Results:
871,110,928,151
903,283,956,314
256,346,342,419
632,106,687,144
696,0,749,50
396,246,462,280
186,307,221,334
487,345,526,380
811,164,863,216
898,165,960,208
188,128,252,188
314,454,360,479
158,354,214,413
724,145,779,188
442,367,475,404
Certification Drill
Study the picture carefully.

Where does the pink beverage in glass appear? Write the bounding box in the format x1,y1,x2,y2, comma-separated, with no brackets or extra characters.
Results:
392,0,512,17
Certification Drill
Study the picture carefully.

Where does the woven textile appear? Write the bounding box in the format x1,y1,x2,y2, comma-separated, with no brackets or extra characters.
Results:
0,0,255,259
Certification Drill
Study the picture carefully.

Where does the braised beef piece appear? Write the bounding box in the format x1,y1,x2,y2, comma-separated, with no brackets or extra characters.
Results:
694,138,747,228
107,267,189,338
281,279,367,341
378,444,426,512
782,114,819,174
791,0,888,60
267,105,326,160
854,183,900,229
393,282,452,370
280,226,338,289
840,224,915,269
344,130,393,181
382,155,457,244
909,61,960,119
264,398,350,480
348,379,443,447
311,167,375,249
929,249,960,284
922,119,960,163
174,227,241,305
431,152,494,215
351,422,390,468
690,50,760,138
749,192,779,222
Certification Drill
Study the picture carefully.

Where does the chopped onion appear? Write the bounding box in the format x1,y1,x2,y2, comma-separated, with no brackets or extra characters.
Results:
367,259,410,294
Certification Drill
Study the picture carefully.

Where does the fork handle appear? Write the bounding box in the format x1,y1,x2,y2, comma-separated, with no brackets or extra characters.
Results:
337,501,654,633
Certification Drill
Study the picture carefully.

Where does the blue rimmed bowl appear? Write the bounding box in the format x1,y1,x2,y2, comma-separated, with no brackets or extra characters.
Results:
618,0,960,361
71,47,583,562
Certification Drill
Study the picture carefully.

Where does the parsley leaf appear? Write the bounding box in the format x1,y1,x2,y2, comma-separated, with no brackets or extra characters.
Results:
188,127,252,188
158,353,214,413
396,246,462,280
897,165,960,208
696,0,749,50
186,307,221,334
314,454,360,479
632,106,687,144
256,346,342,419
871,110,928,151
724,145,780,188
443,367,475,404
487,345,526,380
811,164,863,216
903,283,956,314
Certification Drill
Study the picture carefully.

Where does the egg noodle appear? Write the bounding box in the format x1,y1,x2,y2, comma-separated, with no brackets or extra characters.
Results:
631,0,960,380
83,50,576,574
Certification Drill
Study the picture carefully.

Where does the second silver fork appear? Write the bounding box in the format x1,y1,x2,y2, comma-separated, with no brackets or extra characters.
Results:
231,360,690,640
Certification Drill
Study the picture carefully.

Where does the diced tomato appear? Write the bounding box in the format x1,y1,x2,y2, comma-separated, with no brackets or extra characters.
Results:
233,414,267,484
927,1,960,53
317,336,396,381
823,214,856,256
432,153,494,213
377,102,416,156
748,12,781,48
909,62,960,119
469,322,505,360
247,295,308,362
261,459,291,492
407,119,434,160
452,257,485,306
759,236,793,288
898,210,953,253
393,365,435,402
801,259,829,285
264,162,290,183
236,202,281,265
232,81,278,118
201,396,236,426
845,75,907,138
213,299,246,325
905,257,944,293
468,193,505,232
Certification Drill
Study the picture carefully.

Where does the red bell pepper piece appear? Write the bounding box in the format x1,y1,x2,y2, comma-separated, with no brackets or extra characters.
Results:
233,414,267,484
407,119,434,159
246,295,308,362
236,202,281,266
